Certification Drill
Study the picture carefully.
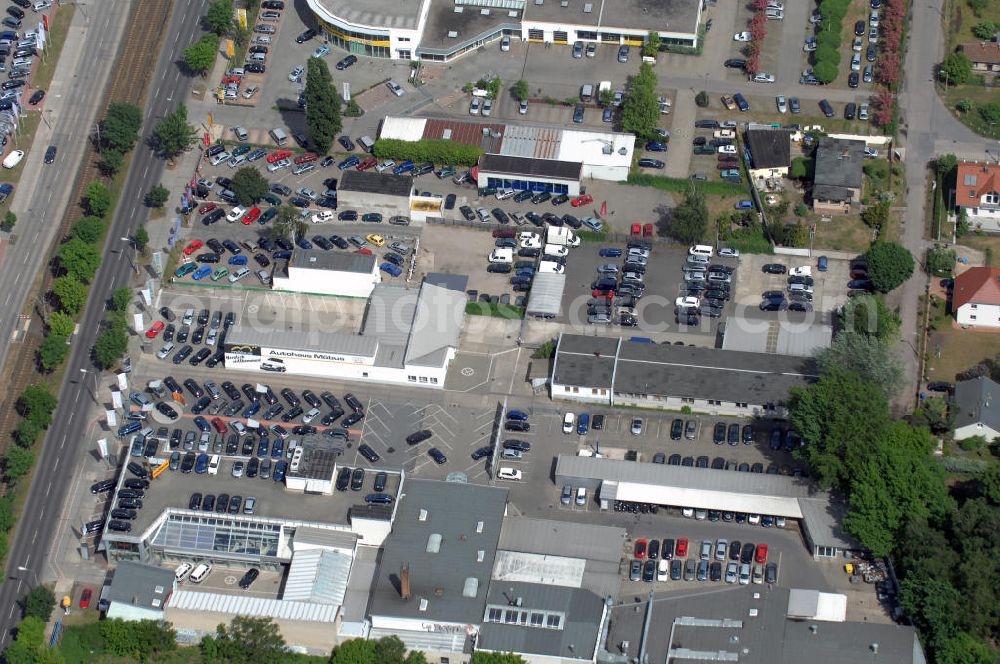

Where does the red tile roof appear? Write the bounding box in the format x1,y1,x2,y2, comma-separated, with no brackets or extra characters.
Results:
956,161,1000,205
954,267,1000,310
961,41,1000,65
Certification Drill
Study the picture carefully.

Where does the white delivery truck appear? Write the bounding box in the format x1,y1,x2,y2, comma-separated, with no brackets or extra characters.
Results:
543,244,569,258
546,226,580,247
538,261,565,274
488,247,514,263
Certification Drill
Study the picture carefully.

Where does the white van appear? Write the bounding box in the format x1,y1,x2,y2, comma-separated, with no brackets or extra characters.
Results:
207,454,220,475
189,563,212,583
537,261,565,274
562,412,575,434
689,244,714,257
575,487,587,505
497,467,522,481
174,562,193,581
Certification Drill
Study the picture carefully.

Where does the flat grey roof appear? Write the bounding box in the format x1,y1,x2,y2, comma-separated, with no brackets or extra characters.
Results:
289,249,376,274
339,170,414,198
108,562,175,609
478,583,605,660
418,2,520,53
721,317,833,357
308,0,424,31
552,334,619,389
423,272,468,293
499,517,624,564
523,0,700,34
478,154,582,181
368,479,509,623
224,325,378,359
607,586,924,664
814,138,865,190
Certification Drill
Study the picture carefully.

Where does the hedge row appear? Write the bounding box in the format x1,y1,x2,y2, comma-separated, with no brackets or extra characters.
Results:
626,173,745,196
372,139,483,167
813,0,851,83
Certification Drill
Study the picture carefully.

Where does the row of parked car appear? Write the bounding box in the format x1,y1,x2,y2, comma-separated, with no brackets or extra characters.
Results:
673,245,737,325
628,536,778,585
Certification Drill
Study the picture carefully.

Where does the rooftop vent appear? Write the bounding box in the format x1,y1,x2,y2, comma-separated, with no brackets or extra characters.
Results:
154,585,165,595
871,643,879,654
583,2,593,10
447,31,458,38
463,577,479,598
418,509,428,521
454,5,463,11
476,520,484,533
508,9,518,16
809,624,818,635
151,599,162,608
480,8,490,14
748,608,759,617
419,598,429,611
309,256,317,262
427,533,442,553
434,587,444,597
560,0,568,5
535,0,543,4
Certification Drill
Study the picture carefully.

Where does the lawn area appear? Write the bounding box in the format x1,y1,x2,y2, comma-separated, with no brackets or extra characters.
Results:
946,0,1000,51
33,4,75,91
0,112,42,214
958,233,1000,265
811,212,874,251
924,294,1000,381
939,84,1000,139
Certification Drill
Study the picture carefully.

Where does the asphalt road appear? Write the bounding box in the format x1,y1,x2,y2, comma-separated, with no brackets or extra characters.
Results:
0,0,209,645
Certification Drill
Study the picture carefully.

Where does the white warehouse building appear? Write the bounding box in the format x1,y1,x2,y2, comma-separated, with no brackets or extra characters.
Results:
271,249,381,299
223,278,467,388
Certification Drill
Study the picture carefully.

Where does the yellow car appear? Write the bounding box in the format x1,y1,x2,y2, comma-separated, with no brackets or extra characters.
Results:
366,233,386,247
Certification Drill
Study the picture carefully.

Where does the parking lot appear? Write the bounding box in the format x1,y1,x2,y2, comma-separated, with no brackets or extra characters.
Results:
733,252,852,313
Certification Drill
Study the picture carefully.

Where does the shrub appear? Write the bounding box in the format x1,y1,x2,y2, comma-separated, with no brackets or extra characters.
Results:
373,138,484,166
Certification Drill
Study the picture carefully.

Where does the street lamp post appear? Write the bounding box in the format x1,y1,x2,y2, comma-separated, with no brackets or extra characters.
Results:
80,368,99,404
15,566,38,586
120,237,138,275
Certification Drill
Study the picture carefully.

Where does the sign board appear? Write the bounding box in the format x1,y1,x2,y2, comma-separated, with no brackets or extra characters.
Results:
116,373,128,391
237,8,247,29
131,313,144,333
110,390,122,410
97,438,109,458
342,82,350,102
140,288,152,306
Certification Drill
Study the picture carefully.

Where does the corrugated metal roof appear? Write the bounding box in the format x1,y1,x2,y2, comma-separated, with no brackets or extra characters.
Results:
363,285,418,346
525,272,565,317
406,283,466,364
294,526,358,551
289,248,376,274
421,117,506,152
167,590,339,622
283,548,352,605
379,116,428,142
498,517,625,563
498,124,561,160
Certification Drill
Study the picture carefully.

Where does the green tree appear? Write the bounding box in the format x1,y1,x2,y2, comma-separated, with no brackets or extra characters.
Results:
968,0,989,18
937,632,996,664
1,210,15,232
0,496,14,532
666,186,708,244
202,616,285,662
789,365,890,491
39,333,69,371
99,148,124,176
816,330,903,396
374,635,407,663
982,463,1000,505
936,153,958,178
53,276,87,314
839,293,900,342
145,184,169,208
642,31,661,57
99,619,176,660
912,396,955,435
940,53,972,85
790,157,814,179
101,102,143,154
813,60,839,84
621,63,659,140
14,420,39,448
329,638,377,664
47,310,76,338
926,245,957,276
899,575,963,650
183,33,219,75
978,101,1000,125
12,616,45,649
85,181,112,218
304,58,341,153
151,105,197,159
270,205,307,242
866,241,914,292
94,326,128,370
110,287,131,312
204,0,234,35
513,79,530,103
694,90,709,107
71,216,104,244
471,654,529,664
58,237,101,283
231,166,269,206
861,199,889,228
22,585,55,621
21,384,58,428
133,225,149,253
4,447,33,483
972,21,1000,38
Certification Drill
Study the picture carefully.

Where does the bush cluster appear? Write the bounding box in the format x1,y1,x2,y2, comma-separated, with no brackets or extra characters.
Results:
812,0,851,83
372,139,483,166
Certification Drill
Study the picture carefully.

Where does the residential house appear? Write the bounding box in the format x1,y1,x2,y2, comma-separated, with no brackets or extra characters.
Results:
745,128,792,188
953,376,1000,441
960,41,1000,74
811,138,865,214
953,266,1000,327
956,161,1000,231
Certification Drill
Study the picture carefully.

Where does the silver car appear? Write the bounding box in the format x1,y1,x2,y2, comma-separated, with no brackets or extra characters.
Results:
588,313,611,324
598,263,619,274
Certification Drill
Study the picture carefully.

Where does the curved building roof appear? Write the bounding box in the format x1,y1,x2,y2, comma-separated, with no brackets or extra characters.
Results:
306,0,426,31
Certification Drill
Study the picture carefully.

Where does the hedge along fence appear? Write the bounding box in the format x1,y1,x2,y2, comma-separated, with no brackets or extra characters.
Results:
812,0,851,83
372,139,483,166
626,173,746,196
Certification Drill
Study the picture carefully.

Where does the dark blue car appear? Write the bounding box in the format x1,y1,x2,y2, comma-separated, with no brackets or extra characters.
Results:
380,262,402,277
272,250,292,260
243,401,261,418
296,237,313,250
393,160,415,175
599,247,622,257
193,416,210,432
271,438,284,459
507,409,530,421
733,93,750,112
194,453,210,474
338,155,361,170
645,141,668,152
273,460,288,481
577,413,590,435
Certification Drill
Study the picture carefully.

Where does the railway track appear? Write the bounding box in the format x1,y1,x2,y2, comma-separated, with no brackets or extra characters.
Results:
0,0,172,457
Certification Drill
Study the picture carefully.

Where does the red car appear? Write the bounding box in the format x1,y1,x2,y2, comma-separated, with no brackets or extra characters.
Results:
643,223,653,238
211,417,227,434
354,248,373,255
198,202,216,215
267,149,292,163
571,194,593,207
183,240,204,255
755,543,768,564
675,537,689,558
634,539,648,559
592,288,614,298
145,321,165,339
79,588,92,609
357,157,378,171
630,223,642,237
293,153,317,165
242,207,261,224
